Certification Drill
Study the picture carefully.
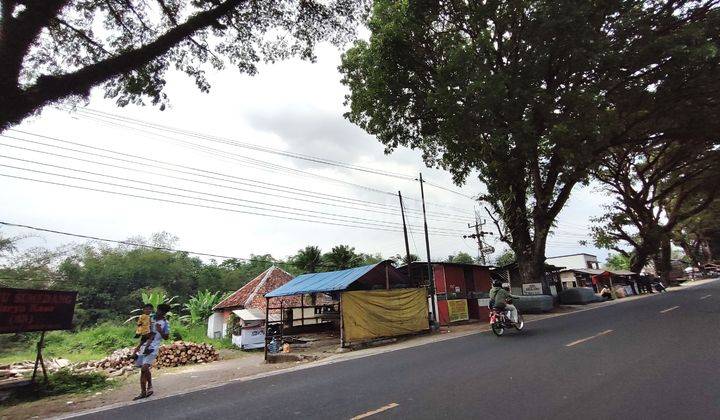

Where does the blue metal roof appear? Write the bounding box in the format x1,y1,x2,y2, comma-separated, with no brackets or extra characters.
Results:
265,263,380,297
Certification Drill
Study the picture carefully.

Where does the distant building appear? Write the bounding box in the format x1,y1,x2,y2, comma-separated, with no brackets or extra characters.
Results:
546,253,600,270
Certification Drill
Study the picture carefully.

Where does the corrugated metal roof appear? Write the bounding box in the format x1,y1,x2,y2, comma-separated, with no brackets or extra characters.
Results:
563,268,606,275
609,270,637,276
232,308,265,321
265,263,380,297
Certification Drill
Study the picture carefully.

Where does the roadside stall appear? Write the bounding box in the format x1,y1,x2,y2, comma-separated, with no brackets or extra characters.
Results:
591,270,640,297
402,262,493,325
263,261,427,359
229,308,268,349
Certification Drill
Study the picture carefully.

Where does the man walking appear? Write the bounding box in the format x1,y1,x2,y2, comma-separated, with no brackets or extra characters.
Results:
134,303,170,400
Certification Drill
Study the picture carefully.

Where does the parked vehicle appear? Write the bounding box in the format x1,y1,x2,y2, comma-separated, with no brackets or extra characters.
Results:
489,307,525,336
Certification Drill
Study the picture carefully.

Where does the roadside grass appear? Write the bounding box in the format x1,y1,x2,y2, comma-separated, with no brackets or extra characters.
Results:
0,322,235,365
0,369,118,407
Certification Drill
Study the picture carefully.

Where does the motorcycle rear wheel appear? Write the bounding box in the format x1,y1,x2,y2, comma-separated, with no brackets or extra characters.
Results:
491,322,505,336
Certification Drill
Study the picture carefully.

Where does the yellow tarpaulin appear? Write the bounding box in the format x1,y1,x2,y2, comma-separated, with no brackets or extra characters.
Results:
341,288,429,344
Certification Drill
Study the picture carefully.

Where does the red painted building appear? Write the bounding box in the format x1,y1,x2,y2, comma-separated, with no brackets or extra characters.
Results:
402,262,493,325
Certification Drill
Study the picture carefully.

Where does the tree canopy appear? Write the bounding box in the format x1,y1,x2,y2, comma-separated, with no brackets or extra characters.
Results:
446,252,474,264
322,244,364,270
605,253,631,271
591,141,720,276
494,249,516,268
292,245,323,274
341,0,720,286
0,0,369,131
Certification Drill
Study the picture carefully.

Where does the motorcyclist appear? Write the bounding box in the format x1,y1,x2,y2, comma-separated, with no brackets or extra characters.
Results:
489,279,520,323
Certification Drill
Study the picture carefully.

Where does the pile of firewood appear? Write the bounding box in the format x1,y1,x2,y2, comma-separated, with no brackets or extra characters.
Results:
154,341,220,368
0,342,220,381
89,341,220,375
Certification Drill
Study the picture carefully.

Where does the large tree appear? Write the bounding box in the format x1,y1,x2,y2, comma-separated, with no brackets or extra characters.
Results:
340,0,720,288
590,141,720,280
0,0,369,131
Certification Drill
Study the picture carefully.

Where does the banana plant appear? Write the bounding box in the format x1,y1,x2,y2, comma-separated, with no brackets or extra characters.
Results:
125,290,180,323
183,290,227,326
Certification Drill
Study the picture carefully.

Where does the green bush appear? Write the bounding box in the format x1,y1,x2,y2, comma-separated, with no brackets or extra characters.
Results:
167,321,234,349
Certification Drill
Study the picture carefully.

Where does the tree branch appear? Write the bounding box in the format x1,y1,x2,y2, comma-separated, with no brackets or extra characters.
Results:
52,17,110,56
0,0,69,88
156,0,222,64
485,206,508,243
2,0,243,130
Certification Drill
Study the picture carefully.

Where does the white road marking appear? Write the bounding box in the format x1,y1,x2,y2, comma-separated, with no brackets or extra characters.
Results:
660,306,680,313
565,329,613,347
700,294,712,300
351,403,399,419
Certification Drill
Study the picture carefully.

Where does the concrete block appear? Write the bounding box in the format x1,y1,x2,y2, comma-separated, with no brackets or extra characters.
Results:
514,295,554,313
559,287,602,305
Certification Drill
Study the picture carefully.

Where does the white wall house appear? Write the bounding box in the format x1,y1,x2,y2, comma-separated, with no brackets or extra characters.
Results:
546,253,600,270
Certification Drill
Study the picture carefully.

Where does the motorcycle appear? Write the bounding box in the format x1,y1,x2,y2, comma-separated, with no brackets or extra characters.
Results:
489,303,524,336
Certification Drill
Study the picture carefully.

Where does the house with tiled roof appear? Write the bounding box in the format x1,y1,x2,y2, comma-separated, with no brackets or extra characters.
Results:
207,266,300,339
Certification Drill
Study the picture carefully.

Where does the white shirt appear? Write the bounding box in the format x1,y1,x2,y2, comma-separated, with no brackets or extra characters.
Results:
144,318,169,355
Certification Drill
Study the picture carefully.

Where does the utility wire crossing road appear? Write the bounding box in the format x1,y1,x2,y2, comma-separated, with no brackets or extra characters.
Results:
73,280,720,420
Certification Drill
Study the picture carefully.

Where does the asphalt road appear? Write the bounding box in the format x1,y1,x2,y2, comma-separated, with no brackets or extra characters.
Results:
75,280,720,420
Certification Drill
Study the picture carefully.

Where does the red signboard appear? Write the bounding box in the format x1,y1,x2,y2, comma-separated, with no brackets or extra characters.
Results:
0,287,78,333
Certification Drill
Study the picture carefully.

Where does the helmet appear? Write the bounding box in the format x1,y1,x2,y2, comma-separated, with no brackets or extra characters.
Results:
492,279,503,287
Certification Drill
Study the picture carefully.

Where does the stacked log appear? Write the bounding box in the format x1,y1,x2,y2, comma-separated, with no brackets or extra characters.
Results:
90,341,220,375
154,342,220,368
0,342,220,381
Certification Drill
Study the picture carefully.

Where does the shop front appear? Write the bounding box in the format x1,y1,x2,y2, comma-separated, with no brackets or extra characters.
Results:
403,262,493,326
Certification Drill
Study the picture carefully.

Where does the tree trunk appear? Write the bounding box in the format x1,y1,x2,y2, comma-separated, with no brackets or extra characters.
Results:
658,238,672,285
629,250,650,274
516,252,546,291
676,238,700,269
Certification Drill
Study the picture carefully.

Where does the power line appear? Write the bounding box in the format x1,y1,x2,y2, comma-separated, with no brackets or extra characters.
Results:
2,131,475,221
0,157,467,235
0,221,304,268
73,108,415,179
0,140,471,225
55,112,418,200
0,171,463,237
71,107,476,199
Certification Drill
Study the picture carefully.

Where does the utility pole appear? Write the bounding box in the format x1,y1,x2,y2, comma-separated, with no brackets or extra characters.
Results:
464,212,493,265
419,173,437,327
398,191,412,284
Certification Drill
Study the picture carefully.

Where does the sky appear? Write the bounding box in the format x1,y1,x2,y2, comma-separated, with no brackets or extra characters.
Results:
0,44,612,265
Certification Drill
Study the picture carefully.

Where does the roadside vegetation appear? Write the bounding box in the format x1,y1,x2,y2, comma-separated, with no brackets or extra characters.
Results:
0,322,235,366
0,234,417,365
